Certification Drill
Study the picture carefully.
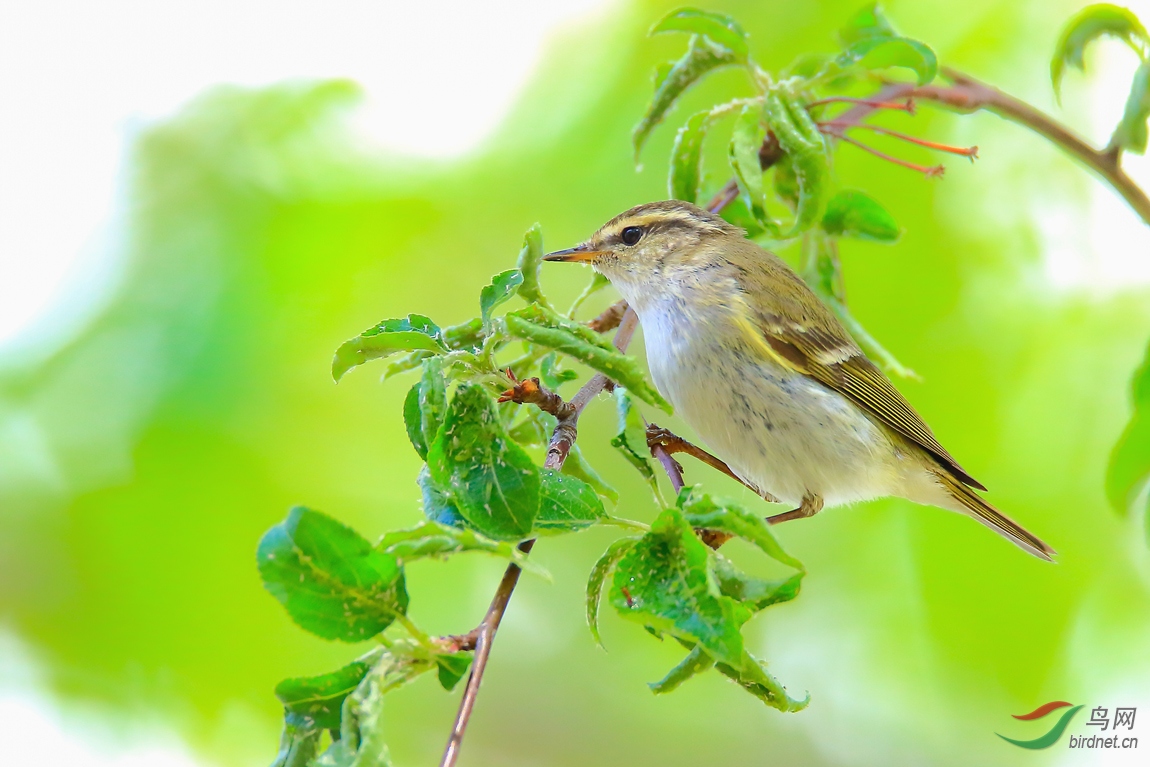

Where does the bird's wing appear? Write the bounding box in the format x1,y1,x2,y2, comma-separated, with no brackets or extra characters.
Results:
736,257,985,491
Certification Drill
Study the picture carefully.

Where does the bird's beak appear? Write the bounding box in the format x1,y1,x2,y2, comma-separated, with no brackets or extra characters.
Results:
542,243,605,263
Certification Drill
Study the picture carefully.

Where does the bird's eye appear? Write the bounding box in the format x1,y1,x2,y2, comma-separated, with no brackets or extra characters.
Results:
621,226,643,245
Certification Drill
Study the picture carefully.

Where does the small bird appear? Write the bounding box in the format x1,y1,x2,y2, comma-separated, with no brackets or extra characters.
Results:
544,200,1054,560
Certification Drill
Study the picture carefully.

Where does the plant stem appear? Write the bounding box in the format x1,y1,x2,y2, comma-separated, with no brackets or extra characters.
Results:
438,308,639,767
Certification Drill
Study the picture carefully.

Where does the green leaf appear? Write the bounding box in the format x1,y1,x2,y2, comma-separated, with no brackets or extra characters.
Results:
678,487,804,571
718,192,767,238
275,661,371,730
419,357,447,447
765,91,830,237
610,387,656,481
610,507,748,666
258,507,408,641
1106,338,1150,522
586,537,638,647
1111,61,1150,154
633,35,741,160
729,102,774,231
427,384,541,540
418,465,465,528
715,650,810,712
505,304,672,412
480,268,524,329
402,383,426,459
441,317,485,354
711,553,804,612
836,36,938,85
515,224,552,309
535,469,607,534
540,352,579,390
272,712,321,767
332,314,446,381
562,444,619,503
1052,3,1150,98
821,189,901,241
435,652,473,692
669,109,711,203
650,7,749,60
653,61,675,91
377,520,546,577
648,645,715,694
840,2,897,45
383,350,433,380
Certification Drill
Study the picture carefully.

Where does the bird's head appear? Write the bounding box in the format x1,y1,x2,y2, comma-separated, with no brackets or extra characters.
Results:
543,200,743,299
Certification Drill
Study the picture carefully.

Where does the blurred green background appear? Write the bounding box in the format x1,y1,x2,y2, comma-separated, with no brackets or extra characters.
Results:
2,0,1149,765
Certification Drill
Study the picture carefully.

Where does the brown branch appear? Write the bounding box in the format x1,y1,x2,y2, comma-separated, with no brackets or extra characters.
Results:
587,299,629,333
439,307,640,767
498,374,575,420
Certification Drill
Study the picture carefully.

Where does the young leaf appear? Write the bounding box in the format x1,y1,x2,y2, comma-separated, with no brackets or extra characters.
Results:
678,487,804,571
419,356,447,443
515,223,552,309
649,645,715,694
258,507,409,641
505,304,672,412
435,652,473,692
711,553,804,612
275,660,371,730
427,384,541,540
586,537,639,647
610,387,656,481
840,2,897,45
441,317,485,354
377,520,547,577
669,109,711,203
715,650,810,712
1052,3,1150,98
1110,61,1150,154
633,35,741,160
480,268,524,329
729,102,772,229
418,465,465,528
765,91,829,237
535,468,607,534
1106,338,1150,526
836,36,938,85
650,7,750,60
563,444,619,503
332,314,446,381
272,711,321,767
610,507,749,666
384,350,434,380
718,192,767,238
821,189,901,241
540,352,579,390
403,383,427,459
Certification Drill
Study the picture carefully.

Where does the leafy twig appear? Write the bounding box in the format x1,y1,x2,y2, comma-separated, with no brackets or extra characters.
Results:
439,308,639,767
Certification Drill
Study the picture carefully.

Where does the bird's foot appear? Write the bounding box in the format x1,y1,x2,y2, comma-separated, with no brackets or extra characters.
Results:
766,493,824,526
645,423,779,503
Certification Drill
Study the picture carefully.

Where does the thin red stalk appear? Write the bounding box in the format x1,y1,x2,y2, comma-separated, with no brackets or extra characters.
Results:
808,95,916,114
825,121,978,159
835,133,945,177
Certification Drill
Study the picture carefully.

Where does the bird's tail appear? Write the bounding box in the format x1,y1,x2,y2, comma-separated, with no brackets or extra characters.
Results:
933,470,1056,561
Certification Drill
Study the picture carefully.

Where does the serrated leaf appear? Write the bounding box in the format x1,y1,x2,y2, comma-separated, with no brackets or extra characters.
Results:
837,36,938,85
418,465,465,528
1111,61,1150,154
515,224,552,309
610,387,655,480
840,2,897,45
821,189,900,241
649,645,715,694
1052,3,1150,98
586,537,638,647
535,468,607,534
332,314,446,381
715,650,810,712
481,268,524,329
435,652,473,692
650,7,749,60
427,384,540,540
729,102,772,229
377,520,547,577
258,507,408,642
711,553,804,612
678,487,804,571
610,507,749,666
669,109,711,203
633,35,741,160
563,444,619,503
505,304,672,412
765,91,830,237
1106,338,1150,523
276,661,371,731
